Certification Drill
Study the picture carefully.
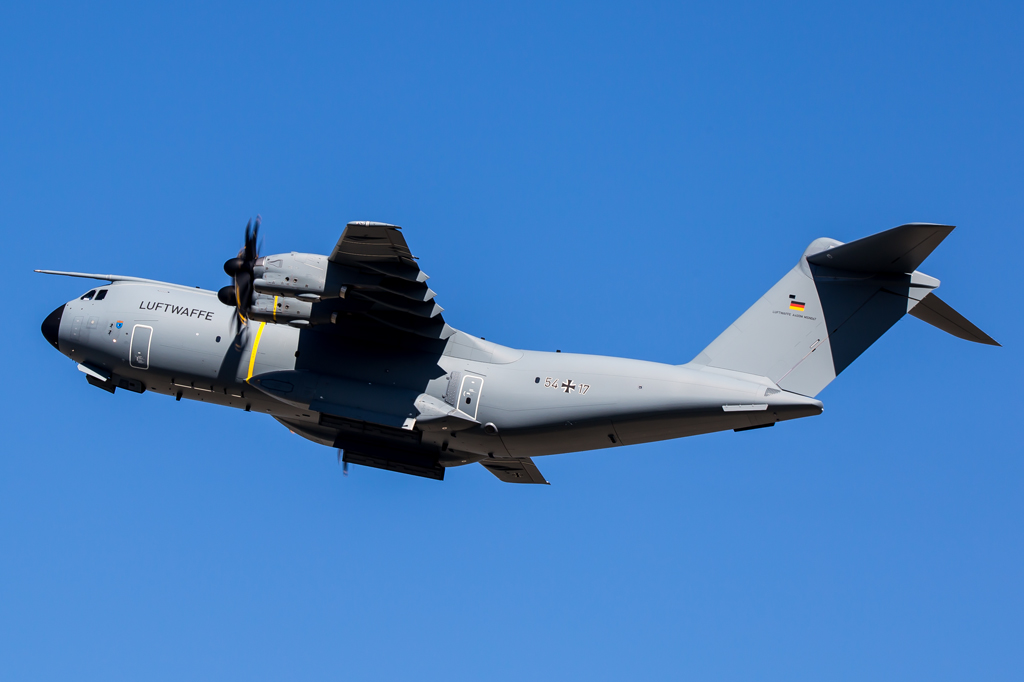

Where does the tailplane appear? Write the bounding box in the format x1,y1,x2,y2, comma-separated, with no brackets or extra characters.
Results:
690,223,998,397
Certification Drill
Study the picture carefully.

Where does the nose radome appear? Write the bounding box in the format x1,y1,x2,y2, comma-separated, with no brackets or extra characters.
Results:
41,305,64,350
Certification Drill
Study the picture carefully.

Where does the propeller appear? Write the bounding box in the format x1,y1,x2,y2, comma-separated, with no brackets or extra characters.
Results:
218,216,261,327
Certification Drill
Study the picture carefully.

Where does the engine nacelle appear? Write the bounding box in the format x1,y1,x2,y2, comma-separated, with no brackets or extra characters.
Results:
247,294,314,326
253,253,335,301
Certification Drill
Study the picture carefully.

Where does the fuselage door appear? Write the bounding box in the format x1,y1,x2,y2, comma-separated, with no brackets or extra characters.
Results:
458,375,484,421
130,324,153,369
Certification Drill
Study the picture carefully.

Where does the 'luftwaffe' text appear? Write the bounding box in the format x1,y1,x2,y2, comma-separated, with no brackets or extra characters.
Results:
139,301,215,320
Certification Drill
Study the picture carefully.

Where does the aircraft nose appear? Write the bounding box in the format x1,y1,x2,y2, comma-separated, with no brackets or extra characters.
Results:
41,304,64,350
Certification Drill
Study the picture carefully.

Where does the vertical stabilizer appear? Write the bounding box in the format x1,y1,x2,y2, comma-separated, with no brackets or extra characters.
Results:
689,224,997,397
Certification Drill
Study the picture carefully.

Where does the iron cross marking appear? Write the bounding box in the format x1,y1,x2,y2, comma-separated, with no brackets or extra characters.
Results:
562,379,576,393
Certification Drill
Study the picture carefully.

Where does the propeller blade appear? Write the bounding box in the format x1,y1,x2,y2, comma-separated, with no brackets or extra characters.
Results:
219,216,263,327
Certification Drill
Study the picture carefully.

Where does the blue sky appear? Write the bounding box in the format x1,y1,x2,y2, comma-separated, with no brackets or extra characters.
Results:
2,1,1022,679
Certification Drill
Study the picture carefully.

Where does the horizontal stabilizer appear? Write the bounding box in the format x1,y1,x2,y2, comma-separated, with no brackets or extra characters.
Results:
909,292,1000,346
480,458,550,484
806,223,954,273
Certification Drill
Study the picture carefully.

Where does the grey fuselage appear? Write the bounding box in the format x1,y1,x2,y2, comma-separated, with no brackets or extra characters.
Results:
43,277,822,469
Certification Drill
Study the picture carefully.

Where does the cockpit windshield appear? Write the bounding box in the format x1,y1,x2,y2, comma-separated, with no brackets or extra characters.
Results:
80,290,96,300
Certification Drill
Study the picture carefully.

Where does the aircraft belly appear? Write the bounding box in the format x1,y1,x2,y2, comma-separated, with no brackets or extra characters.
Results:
499,419,619,457
274,417,337,446
616,401,822,445
439,429,511,459
612,410,773,445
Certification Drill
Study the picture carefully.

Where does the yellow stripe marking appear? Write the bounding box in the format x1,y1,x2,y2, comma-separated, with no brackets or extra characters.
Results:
246,322,267,381
273,295,278,322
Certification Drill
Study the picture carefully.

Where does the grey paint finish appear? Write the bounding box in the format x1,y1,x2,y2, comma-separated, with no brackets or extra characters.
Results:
692,224,991,397
694,262,835,396
38,221,997,484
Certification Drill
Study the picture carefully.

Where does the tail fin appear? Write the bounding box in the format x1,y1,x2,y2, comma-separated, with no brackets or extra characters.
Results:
690,223,999,397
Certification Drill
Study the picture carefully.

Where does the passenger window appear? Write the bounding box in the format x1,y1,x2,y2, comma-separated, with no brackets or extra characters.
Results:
80,290,96,300
95,289,108,301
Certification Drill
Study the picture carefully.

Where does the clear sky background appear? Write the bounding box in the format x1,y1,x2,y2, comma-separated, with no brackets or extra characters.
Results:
2,2,1022,679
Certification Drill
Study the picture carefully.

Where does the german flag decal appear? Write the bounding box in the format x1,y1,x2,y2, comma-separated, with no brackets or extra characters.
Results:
789,300,806,311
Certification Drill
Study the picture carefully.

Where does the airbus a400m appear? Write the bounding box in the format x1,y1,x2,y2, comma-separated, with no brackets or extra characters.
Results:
38,220,998,483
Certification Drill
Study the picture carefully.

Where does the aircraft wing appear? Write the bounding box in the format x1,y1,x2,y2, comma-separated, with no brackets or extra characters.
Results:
480,458,550,485
330,220,415,266
319,221,454,341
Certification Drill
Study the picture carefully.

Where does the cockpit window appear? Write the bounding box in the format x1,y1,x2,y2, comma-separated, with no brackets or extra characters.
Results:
80,290,96,300
95,289,108,301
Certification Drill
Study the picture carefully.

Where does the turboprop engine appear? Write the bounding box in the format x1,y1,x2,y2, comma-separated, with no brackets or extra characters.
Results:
244,253,345,327
247,293,314,326
216,219,446,333
252,253,337,301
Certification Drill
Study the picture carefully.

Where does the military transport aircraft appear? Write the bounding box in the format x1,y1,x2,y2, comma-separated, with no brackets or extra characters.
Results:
38,220,998,483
